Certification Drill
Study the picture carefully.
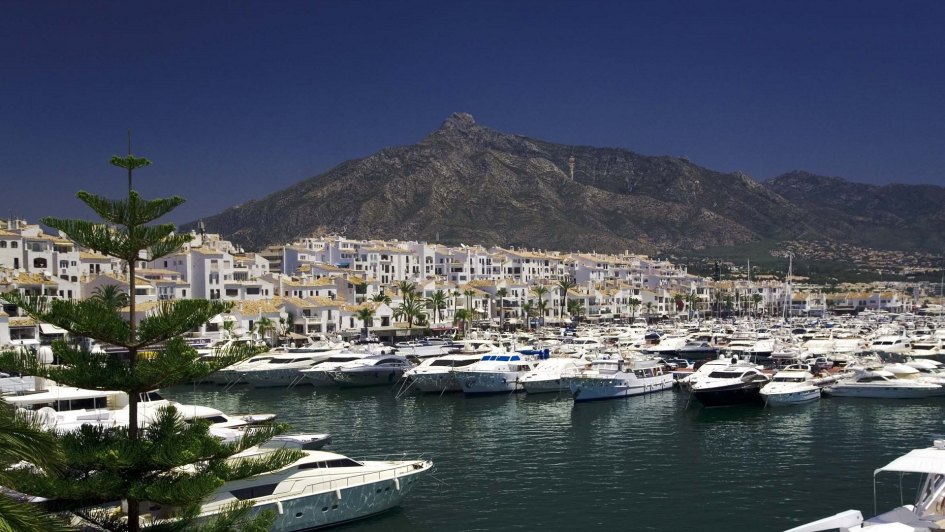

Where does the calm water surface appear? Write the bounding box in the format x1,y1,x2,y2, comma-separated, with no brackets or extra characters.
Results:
163,384,944,532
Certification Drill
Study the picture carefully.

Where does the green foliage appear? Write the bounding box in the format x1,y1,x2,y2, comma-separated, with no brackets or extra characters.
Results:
0,406,71,531
424,289,448,323
0,155,296,532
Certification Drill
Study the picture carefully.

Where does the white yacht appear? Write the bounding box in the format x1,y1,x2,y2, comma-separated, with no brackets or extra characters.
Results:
401,354,482,394
240,351,340,388
759,364,821,406
141,435,432,531
455,353,538,395
564,357,673,402
690,364,769,407
326,354,415,388
299,352,377,386
785,439,945,532
868,335,912,354
520,357,590,394
205,352,280,385
823,368,945,399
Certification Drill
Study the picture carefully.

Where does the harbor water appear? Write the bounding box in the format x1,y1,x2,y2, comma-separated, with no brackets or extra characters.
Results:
164,384,944,531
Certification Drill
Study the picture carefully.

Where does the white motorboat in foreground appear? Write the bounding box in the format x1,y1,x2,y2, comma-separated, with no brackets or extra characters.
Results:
785,439,945,531
564,358,673,402
131,435,431,531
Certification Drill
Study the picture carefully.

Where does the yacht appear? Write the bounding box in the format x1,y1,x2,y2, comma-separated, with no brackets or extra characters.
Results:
564,357,674,402
759,364,821,406
690,364,769,407
326,354,415,388
299,352,378,386
393,340,453,358
823,368,945,399
520,357,590,394
867,335,912,354
455,353,538,395
240,351,339,388
205,352,279,385
785,439,945,532
401,354,482,394
143,435,432,531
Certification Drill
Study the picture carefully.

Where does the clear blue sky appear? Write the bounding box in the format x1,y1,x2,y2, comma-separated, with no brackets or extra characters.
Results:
3,1,943,225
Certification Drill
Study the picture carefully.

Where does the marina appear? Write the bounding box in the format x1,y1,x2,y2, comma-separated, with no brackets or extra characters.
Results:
162,377,945,532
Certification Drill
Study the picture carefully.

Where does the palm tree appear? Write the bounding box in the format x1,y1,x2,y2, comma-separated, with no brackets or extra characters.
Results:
396,293,426,331
278,311,295,345
628,298,641,318
521,302,534,331
0,407,69,531
751,293,764,316
495,288,508,329
371,292,391,305
530,285,548,326
355,307,375,341
90,283,129,311
685,292,700,320
396,281,416,299
644,301,654,320
453,308,473,338
255,316,276,346
567,299,584,322
425,289,448,324
556,278,576,321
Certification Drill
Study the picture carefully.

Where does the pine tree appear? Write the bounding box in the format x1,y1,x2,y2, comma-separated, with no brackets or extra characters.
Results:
0,150,301,531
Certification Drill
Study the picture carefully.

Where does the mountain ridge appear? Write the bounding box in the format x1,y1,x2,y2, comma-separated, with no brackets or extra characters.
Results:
187,114,945,256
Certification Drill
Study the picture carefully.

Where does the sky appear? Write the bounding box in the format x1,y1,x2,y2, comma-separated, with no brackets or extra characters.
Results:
3,1,944,225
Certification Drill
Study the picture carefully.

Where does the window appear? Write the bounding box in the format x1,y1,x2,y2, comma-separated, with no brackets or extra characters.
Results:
33,258,47,269
231,483,279,500
298,458,361,469
0,241,5,248
226,288,239,297
10,241,17,248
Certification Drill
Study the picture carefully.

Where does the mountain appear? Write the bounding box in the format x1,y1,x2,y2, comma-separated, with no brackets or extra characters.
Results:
765,171,945,252
189,113,943,255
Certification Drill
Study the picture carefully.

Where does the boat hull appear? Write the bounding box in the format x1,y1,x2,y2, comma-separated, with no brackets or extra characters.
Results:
329,369,406,388
692,383,765,407
458,371,522,395
522,378,567,394
823,385,945,399
761,388,821,406
567,374,674,402
407,372,462,393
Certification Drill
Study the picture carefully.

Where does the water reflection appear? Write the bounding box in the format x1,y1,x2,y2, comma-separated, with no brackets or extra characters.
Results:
163,384,945,532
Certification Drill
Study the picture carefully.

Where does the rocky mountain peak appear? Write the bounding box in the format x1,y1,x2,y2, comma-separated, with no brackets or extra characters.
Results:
441,112,477,130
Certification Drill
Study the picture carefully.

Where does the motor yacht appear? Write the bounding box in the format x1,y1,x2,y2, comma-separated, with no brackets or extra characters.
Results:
785,439,945,531
240,351,340,388
690,364,769,407
400,354,482,394
520,356,590,394
564,357,673,402
125,435,431,531
326,354,415,388
823,368,945,399
759,364,821,406
455,353,538,395
299,352,377,386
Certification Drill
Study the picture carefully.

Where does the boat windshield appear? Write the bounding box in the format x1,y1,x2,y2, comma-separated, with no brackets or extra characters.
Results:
708,371,746,379
774,376,806,383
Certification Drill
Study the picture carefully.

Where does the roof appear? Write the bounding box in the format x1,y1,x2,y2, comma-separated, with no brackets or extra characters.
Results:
79,251,112,261
876,446,945,476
